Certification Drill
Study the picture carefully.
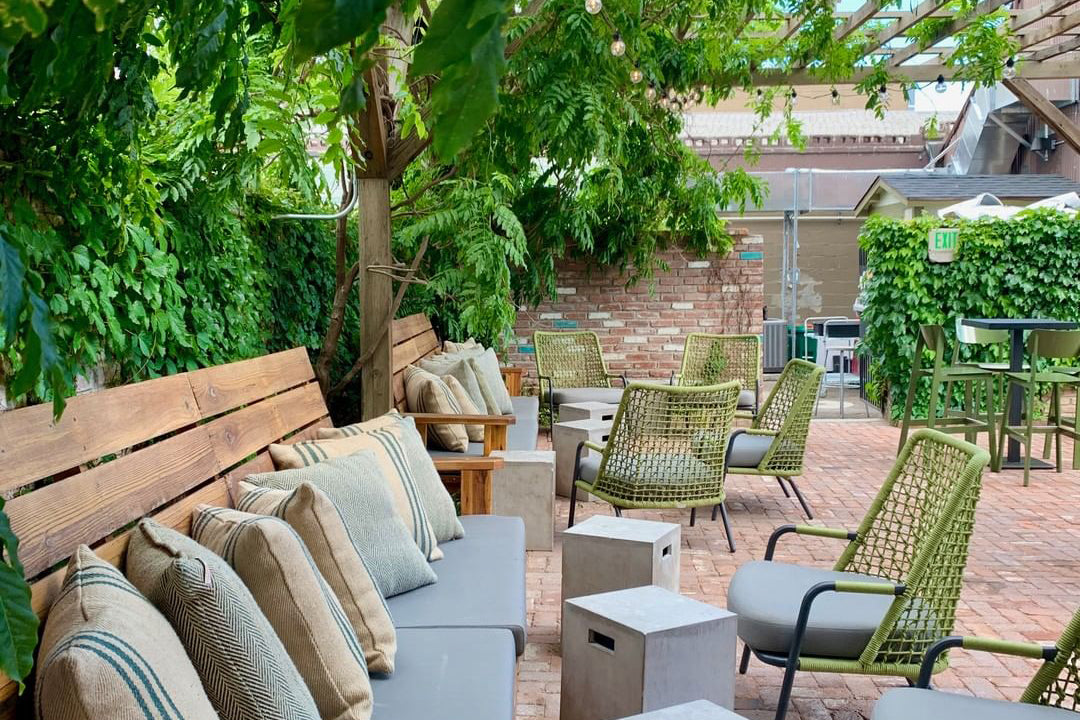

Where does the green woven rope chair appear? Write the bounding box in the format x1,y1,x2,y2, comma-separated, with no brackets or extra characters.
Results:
728,429,990,720
534,330,626,424
567,380,742,551
722,358,825,519
675,333,761,418
874,604,1080,720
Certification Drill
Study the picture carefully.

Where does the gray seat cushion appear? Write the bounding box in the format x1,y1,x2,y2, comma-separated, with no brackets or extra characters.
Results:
508,396,539,451
386,516,527,655
726,431,775,468
728,561,896,658
371,627,515,720
873,688,1078,720
553,387,625,406
578,454,601,482
738,389,757,409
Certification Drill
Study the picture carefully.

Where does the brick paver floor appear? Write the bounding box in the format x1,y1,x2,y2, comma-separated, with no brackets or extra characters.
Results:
517,418,1080,720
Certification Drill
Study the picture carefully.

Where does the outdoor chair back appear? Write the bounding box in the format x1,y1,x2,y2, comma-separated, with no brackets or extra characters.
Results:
748,358,824,477
676,333,761,417
1028,328,1080,364
954,317,1008,347
1021,605,1080,710
534,330,612,390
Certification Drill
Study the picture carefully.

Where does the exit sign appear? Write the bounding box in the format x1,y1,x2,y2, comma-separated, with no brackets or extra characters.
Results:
928,227,958,263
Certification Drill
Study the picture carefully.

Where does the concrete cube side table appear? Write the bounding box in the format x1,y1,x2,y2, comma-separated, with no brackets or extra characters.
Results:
560,401,620,423
562,516,680,601
615,700,747,720
561,586,738,720
553,418,613,501
490,450,555,551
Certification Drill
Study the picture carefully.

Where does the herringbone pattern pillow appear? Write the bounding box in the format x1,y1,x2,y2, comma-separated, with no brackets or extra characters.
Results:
403,364,469,451
36,545,219,720
191,506,372,720
235,481,396,673
246,453,437,598
126,519,319,720
318,412,464,541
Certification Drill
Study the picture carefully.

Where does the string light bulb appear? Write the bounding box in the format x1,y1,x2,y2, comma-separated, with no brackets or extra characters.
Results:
585,0,602,14
831,88,841,105
630,64,643,84
645,84,657,101
610,33,626,57
935,74,947,94
876,85,888,105
790,89,798,106
1003,57,1017,79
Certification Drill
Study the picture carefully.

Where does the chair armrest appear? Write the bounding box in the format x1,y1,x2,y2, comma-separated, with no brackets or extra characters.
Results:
405,412,516,426
744,428,779,437
583,440,606,454
764,524,858,560
915,636,1059,688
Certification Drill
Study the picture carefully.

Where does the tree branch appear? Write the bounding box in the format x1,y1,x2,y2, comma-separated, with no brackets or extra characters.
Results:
315,261,361,393
390,166,457,211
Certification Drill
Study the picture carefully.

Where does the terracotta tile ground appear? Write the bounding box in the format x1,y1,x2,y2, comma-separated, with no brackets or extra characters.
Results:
516,418,1080,720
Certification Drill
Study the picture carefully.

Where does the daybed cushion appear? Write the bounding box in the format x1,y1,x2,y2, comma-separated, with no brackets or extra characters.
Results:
385,516,527,655
371,628,515,720
726,431,776,468
873,688,1078,720
728,560,896,658
426,396,540,459
552,387,624,406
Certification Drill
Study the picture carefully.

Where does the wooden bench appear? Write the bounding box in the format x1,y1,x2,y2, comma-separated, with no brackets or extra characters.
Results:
0,348,339,716
391,313,525,515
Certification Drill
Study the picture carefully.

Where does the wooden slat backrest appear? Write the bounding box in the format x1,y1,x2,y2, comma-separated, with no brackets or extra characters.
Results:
0,348,331,717
390,314,442,411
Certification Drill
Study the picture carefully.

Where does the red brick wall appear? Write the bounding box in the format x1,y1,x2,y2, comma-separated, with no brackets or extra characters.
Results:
507,234,765,389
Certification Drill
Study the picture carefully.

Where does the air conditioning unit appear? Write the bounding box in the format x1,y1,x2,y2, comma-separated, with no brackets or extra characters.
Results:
763,320,787,373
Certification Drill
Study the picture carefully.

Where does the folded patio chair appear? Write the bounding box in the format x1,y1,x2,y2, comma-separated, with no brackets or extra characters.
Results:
674,333,761,418
873,604,1080,720
567,380,742,551
534,330,626,423
728,429,991,720
721,358,825,518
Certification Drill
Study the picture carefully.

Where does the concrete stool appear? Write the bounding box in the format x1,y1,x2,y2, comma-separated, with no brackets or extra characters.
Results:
562,516,680,601
561,586,737,720
615,700,747,720
559,401,620,423
490,450,555,551
553,418,612,501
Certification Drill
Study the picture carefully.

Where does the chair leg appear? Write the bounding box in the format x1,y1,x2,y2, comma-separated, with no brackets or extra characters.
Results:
717,502,736,553
786,477,814,520
774,659,798,720
997,381,1013,474
776,476,791,497
568,482,578,528
613,506,622,517
739,643,752,674
1054,385,1063,473
984,377,997,471
898,355,922,454
1042,384,1056,460
711,504,719,522
1024,386,1035,487
689,507,696,527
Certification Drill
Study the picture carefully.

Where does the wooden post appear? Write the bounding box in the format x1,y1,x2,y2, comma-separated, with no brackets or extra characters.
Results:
359,178,393,420
1003,76,1080,155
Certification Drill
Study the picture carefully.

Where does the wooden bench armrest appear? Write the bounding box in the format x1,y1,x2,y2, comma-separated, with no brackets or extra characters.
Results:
431,456,505,472
500,366,523,396
406,413,514,454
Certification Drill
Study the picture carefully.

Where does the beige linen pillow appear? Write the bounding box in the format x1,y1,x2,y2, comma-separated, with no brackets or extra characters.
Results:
403,364,469,451
126,519,320,720
191,506,372,720
235,481,396,673
444,337,479,353
317,412,464,541
268,434,442,562
462,347,514,414
444,373,485,442
36,546,219,720
418,354,488,411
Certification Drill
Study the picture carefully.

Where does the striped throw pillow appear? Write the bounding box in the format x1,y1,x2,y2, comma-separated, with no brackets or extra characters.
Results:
403,364,469,451
126,519,319,720
269,432,443,562
444,374,485,442
191,506,372,720
36,545,219,720
318,412,465,542
245,453,437,598
235,481,396,673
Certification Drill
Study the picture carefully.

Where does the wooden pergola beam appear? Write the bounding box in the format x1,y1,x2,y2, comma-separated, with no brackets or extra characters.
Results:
1012,0,1080,32
751,57,1080,84
1020,6,1080,47
1002,76,1080,154
859,0,951,56
834,0,881,41
888,0,1012,66
1029,33,1080,60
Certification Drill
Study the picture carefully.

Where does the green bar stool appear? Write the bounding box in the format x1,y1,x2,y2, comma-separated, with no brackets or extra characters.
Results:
999,329,1080,485
897,324,999,468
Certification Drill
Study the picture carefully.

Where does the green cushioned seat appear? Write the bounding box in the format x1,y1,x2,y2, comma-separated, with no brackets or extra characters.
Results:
873,689,1078,720
728,561,896,658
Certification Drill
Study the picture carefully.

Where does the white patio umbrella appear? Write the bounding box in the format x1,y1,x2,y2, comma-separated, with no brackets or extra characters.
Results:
937,192,1023,220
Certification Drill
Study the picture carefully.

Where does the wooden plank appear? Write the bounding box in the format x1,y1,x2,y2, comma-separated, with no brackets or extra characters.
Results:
1020,6,1080,46
834,0,881,41
360,178,394,421
392,313,434,344
221,451,275,499
1030,33,1080,60
432,456,504,472
1013,0,1080,32
9,425,220,580
0,373,199,491
206,382,328,471
889,0,1011,66
391,330,440,374
188,348,315,419
752,58,1080,83
460,469,493,515
483,424,508,455
406,412,516,425
1003,76,1080,154
501,367,523,397
860,0,950,57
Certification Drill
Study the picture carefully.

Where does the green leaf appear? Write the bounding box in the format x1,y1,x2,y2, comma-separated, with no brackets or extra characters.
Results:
338,74,366,116
411,0,501,77
293,0,393,61
0,499,37,691
0,234,26,341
